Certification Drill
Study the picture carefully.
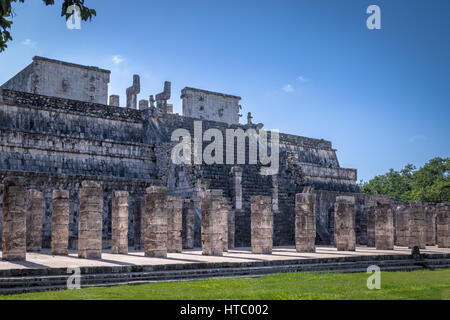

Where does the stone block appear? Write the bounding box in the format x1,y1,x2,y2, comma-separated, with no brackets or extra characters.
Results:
202,190,226,256
408,202,426,249
374,198,394,250
51,190,70,255
167,195,182,253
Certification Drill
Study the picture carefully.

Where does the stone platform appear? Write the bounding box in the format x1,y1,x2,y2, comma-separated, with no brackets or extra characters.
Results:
1,245,449,271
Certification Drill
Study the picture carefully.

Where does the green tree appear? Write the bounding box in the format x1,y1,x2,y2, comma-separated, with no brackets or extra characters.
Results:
360,157,450,203
0,0,95,52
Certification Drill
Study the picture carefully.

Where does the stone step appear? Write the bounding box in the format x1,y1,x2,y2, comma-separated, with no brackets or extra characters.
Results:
1,258,448,293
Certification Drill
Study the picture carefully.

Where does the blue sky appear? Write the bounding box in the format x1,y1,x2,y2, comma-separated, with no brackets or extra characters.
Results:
0,0,449,182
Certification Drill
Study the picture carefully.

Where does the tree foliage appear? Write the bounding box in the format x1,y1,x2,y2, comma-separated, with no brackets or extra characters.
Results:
360,157,450,203
0,0,95,52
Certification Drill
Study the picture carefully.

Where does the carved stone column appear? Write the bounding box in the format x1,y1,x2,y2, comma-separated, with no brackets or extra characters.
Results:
425,205,437,246
436,202,449,248
51,190,70,255
202,190,225,256
111,191,129,254
231,166,243,210
133,196,145,250
366,200,376,247
295,192,316,252
145,186,168,258
167,195,182,253
251,196,273,254
395,205,409,246
374,198,394,250
2,177,27,261
27,189,43,252
78,181,103,259
334,196,356,251
182,199,195,249
408,202,426,249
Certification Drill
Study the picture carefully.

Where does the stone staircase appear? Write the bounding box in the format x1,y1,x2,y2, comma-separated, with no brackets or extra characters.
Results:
0,253,449,295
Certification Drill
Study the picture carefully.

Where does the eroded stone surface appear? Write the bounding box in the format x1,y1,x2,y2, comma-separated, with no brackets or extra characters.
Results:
51,190,70,255
26,189,43,252
436,202,449,248
167,195,182,253
78,181,103,259
145,186,167,258
202,190,225,256
111,191,129,254
182,199,195,249
408,202,426,249
295,192,316,252
251,196,273,254
2,177,27,261
374,198,394,250
334,196,356,251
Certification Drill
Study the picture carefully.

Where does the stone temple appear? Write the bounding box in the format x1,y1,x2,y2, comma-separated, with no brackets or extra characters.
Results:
0,56,448,256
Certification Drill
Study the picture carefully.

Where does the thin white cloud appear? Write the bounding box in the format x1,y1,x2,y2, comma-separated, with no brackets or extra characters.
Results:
298,75,309,83
22,39,36,47
112,55,125,64
283,84,294,93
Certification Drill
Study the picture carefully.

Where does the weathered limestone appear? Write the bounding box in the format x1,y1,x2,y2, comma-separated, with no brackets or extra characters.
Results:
51,190,70,255
251,196,273,254
126,74,140,109
366,200,376,247
395,205,409,246
2,177,27,261
334,196,356,251
167,195,182,253
156,81,171,114
271,174,279,212
220,196,229,252
374,198,394,250
425,205,437,246
182,199,195,249
78,181,103,259
436,202,449,248
109,94,119,107
133,196,145,250
202,190,225,256
145,186,168,258
295,192,316,252
227,200,235,250
111,191,129,254
408,202,426,249
231,166,243,210
139,99,149,110
26,190,43,252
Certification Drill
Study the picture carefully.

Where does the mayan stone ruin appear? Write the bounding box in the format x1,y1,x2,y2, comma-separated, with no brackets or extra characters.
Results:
145,186,168,258
334,196,356,251
51,190,70,256
251,196,273,254
0,56,448,262
295,190,316,253
111,191,129,254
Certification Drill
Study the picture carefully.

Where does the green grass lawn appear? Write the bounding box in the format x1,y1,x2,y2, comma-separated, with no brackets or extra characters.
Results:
1,269,449,300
